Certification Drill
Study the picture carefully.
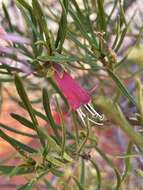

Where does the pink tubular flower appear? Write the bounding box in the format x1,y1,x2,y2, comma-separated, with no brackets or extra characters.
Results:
53,64,104,125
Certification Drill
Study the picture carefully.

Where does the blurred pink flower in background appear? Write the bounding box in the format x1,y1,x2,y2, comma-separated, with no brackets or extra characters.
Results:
0,26,32,74
0,27,31,44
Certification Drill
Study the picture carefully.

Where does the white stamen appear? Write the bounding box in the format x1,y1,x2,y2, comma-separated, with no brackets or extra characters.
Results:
78,108,86,117
86,103,104,120
84,104,95,117
88,118,103,126
77,105,104,126
77,108,86,125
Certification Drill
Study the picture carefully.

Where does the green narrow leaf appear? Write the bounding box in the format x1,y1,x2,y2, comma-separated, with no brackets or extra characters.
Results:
18,181,35,190
112,17,120,49
80,158,85,188
68,1,99,54
16,0,32,12
44,179,57,190
90,160,101,190
8,158,36,176
116,105,143,147
0,165,34,175
69,5,96,49
17,44,34,59
0,83,2,112
18,100,73,149
55,97,66,156
18,101,50,122
16,2,41,56
119,1,127,27
61,110,66,157
121,141,133,182
38,54,86,63
14,74,45,147
114,11,136,52
55,0,69,52
11,113,35,130
70,0,97,48
136,78,143,123
42,88,60,139
32,0,52,54
46,155,65,167
0,123,36,138
95,146,121,189
136,169,143,178
77,119,90,154
72,176,84,190
107,69,137,108
114,25,143,69
2,3,14,32
44,134,61,153
97,0,106,33
107,0,118,24
37,54,97,67
72,111,79,148
50,167,63,177
94,96,143,148
67,31,97,58
14,75,37,125
14,75,38,126
82,0,98,47
0,129,37,154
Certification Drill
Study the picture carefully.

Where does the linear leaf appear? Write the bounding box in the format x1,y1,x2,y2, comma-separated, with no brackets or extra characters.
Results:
0,129,37,154
32,0,52,54
107,69,137,108
38,54,97,66
0,165,34,175
42,88,60,139
18,181,35,190
96,0,106,33
72,176,84,190
16,0,32,12
11,113,35,130
2,3,14,32
121,141,133,183
55,0,69,52
44,179,57,190
90,160,101,190
67,31,97,58
94,96,143,148
95,146,121,189
80,158,85,188
0,123,36,138
14,74,45,147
